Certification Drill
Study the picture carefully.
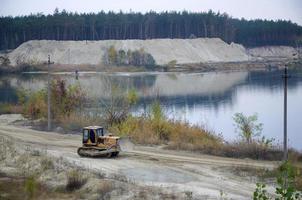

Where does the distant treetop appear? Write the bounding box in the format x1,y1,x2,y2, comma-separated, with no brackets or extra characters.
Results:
0,9,301,50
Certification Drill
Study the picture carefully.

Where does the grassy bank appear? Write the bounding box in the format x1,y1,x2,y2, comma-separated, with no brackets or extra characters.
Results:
2,77,301,162
110,114,302,161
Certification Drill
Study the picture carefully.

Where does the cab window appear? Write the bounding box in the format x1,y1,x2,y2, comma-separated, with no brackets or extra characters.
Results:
89,129,95,143
96,128,104,137
83,129,89,142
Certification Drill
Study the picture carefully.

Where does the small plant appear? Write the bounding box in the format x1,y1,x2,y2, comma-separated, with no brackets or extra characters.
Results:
275,161,302,199
66,169,87,192
233,113,263,144
127,89,138,106
184,190,193,200
40,156,54,171
25,176,38,199
219,190,228,200
253,183,270,200
253,161,302,200
108,45,117,65
150,101,170,141
167,60,177,68
258,136,275,148
24,89,47,119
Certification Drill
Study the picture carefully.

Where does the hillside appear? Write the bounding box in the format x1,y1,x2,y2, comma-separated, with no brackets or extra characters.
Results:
6,38,251,66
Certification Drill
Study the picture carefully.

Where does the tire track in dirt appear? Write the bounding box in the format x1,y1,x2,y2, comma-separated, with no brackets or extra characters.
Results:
0,117,277,199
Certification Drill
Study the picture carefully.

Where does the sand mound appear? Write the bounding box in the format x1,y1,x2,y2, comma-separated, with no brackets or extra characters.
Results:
7,38,249,66
247,46,299,60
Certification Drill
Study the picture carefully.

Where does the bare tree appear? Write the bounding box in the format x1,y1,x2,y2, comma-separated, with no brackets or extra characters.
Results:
99,78,137,126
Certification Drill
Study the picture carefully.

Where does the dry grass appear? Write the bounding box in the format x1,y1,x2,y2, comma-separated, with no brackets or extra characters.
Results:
110,115,302,161
0,103,23,114
58,112,103,132
66,169,87,192
98,181,114,196
110,116,223,152
219,142,283,160
166,120,223,154
0,175,75,200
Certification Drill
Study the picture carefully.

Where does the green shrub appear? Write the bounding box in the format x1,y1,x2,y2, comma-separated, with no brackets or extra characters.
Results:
253,183,270,200
108,45,117,65
233,113,263,144
50,78,85,118
167,60,177,68
150,101,170,141
20,79,85,121
24,89,47,119
127,89,138,106
24,176,38,199
104,46,156,67
253,161,302,199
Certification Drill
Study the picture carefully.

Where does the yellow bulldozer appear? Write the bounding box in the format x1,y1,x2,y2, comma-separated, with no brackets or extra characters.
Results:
77,126,120,158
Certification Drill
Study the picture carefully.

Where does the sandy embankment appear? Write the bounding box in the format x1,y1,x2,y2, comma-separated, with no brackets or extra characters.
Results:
5,38,250,66
1,38,299,72
247,46,299,61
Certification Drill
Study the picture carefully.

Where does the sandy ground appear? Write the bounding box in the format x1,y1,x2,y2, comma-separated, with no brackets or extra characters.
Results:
0,114,278,199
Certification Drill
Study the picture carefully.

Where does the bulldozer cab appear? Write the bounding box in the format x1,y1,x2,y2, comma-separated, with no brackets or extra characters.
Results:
82,126,104,144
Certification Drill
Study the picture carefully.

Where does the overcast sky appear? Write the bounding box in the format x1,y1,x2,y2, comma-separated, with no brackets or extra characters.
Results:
1,0,302,25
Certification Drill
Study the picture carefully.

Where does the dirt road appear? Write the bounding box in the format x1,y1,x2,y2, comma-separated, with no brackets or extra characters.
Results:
0,114,278,199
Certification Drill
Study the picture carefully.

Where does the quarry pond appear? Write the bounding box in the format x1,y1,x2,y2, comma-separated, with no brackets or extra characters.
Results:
1,69,302,150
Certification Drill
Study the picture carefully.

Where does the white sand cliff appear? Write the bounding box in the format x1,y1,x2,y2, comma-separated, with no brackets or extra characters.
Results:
6,38,249,66
2,38,300,67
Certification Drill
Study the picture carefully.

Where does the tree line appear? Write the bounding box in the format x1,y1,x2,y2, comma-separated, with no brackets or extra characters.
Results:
104,46,156,67
1,9,302,50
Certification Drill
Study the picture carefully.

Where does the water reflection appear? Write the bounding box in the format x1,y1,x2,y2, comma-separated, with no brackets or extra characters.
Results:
0,69,301,149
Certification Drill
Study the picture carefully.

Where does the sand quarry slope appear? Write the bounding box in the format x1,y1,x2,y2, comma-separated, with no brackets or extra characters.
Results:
247,46,299,61
7,38,250,66
5,38,300,67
